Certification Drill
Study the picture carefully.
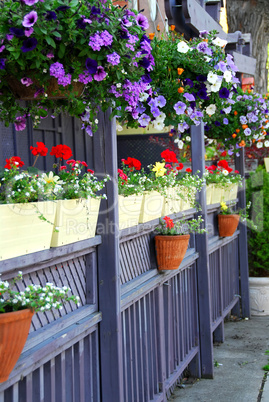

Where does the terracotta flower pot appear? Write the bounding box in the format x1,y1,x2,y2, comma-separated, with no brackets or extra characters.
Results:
0,309,34,382
218,214,240,237
155,235,190,270
7,75,84,100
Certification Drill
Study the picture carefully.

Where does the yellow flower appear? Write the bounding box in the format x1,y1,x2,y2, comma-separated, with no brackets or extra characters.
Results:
43,171,62,185
220,201,228,211
152,162,166,177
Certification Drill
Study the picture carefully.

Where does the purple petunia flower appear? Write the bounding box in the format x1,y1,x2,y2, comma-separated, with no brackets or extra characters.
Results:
223,118,229,125
184,93,195,102
91,6,100,15
45,11,57,21
85,125,93,136
21,77,33,86
184,78,194,88
151,106,161,118
24,27,34,37
14,116,26,131
174,101,187,115
214,121,221,126
21,37,38,52
0,58,5,69
196,42,213,56
244,128,252,136
9,27,24,38
138,113,151,127
85,58,98,74
136,14,149,31
34,87,44,98
107,52,120,65
23,0,39,5
141,73,152,84
239,115,247,124
22,11,38,28
219,87,230,99
228,149,234,156
94,66,107,81
56,6,70,12
77,18,87,29
139,57,150,69
178,122,189,133
0,45,5,53
199,30,209,38
197,88,209,100
155,95,166,108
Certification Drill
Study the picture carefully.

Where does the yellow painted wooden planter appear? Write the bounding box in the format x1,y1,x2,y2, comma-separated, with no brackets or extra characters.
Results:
211,185,223,204
50,198,101,247
139,191,164,223
0,201,56,260
222,184,238,202
118,194,143,229
162,187,182,216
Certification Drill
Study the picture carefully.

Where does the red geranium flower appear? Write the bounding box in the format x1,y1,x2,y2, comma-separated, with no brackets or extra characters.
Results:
234,170,239,174
118,169,128,182
30,141,48,156
163,216,174,229
50,144,73,160
87,169,94,174
5,156,24,169
176,163,184,171
186,167,192,173
122,157,141,171
161,149,178,163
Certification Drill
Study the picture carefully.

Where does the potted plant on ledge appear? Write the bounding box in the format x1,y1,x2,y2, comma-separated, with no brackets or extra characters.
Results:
218,201,240,237
154,215,206,271
0,272,80,382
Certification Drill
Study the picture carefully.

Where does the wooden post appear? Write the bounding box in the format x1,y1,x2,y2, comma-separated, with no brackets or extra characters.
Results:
191,123,214,379
92,110,124,401
235,148,250,318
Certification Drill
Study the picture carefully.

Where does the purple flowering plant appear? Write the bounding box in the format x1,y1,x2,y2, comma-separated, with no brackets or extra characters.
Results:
0,0,153,135
203,87,269,153
119,29,238,136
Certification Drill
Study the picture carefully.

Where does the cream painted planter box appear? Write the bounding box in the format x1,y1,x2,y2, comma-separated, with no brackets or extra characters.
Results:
249,277,269,316
162,187,182,216
206,184,214,205
222,184,238,202
139,191,164,223
177,185,196,211
0,201,56,260
51,198,101,247
211,185,223,204
118,194,143,229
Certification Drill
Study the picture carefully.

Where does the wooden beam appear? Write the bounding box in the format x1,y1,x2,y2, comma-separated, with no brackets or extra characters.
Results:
92,110,124,401
191,123,214,379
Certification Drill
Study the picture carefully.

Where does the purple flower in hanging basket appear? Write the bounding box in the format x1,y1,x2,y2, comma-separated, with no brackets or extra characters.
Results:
196,42,212,56
50,62,65,78
14,116,27,131
34,87,44,98
21,77,33,86
139,57,150,69
21,37,38,52
136,14,149,31
100,30,113,46
94,66,107,81
90,6,101,15
219,87,230,99
197,88,209,101
223,118,229,125
155,95,166,108
22,11,38,28
196,75,207,82
85,58,98,75
107,52,120,65
141,73,152,84
22,0,39,4
24,27,34,37
138,113,151,127
0,58,5,69
9,27,24,38
184,78,194,88
56,5,70,12
45,11,57,21
174,101,187,115
214,121,221,126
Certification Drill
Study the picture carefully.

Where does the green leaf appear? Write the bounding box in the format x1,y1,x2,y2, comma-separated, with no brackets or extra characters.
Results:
78,48,89,57
45,36,56,48
52,31,62,38
58,43,65,58
69,0,79,8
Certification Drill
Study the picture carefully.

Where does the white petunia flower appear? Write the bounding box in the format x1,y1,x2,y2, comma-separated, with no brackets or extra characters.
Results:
205,104,216,115
207,72,218,84
212,37,227,47
210,81,222,92
223,70,232,83
256,142,263,148
177,41,190,53
264,140,269,147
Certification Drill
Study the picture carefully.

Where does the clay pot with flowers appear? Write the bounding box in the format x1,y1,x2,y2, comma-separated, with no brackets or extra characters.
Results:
218,201,240,237
0,272,80,382
154,215,206,271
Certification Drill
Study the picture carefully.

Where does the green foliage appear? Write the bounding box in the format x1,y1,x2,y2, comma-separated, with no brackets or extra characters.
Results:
246,166,269,276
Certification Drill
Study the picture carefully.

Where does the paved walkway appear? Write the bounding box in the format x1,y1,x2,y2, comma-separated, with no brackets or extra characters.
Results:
170,316,269,402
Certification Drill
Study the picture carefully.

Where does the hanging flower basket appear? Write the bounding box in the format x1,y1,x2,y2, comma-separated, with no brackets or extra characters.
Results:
0,309,34,383
218,214,240,237
155,235,190,270
7,75,85,101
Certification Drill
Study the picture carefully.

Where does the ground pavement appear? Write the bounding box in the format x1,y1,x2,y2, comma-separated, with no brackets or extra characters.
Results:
170,316,269,402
